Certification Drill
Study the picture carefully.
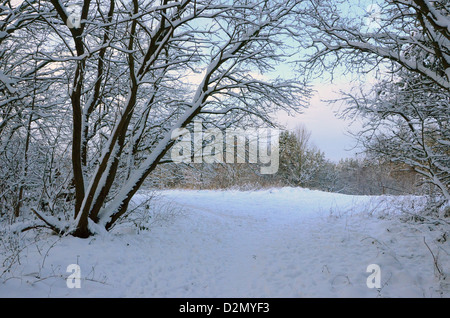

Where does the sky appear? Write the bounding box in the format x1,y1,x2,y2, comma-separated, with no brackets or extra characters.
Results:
273,0,381,162
276,81,365,162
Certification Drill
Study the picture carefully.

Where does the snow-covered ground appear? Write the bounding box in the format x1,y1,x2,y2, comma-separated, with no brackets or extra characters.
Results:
0,188,449,297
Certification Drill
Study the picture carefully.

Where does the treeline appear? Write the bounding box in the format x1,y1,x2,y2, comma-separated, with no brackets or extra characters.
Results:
0,123,430,225
147,126,424,196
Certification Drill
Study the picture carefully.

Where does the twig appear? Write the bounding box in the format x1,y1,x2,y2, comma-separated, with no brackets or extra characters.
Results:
30,208,66,235
401,211,450,226
423,237,443,277
20,224,51,233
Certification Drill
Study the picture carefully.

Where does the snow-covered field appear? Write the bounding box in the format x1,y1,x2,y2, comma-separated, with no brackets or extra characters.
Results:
0,188,449,298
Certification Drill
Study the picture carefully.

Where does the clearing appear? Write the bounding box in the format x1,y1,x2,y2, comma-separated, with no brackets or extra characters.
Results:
0,188,448,297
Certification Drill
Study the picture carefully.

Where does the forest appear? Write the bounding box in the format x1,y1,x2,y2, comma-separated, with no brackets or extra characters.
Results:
0,0,448,299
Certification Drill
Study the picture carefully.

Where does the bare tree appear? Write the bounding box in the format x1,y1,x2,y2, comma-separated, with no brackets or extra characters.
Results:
2,0,310,236
0,0,71,219
278,125,312,186
298,0,450,211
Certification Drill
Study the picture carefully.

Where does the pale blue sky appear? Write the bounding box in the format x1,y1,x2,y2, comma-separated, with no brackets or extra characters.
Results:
276,80,365,162
274,0,382,162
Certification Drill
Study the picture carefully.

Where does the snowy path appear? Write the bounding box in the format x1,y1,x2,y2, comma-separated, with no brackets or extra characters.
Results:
156,189,438,298
0,188,448,297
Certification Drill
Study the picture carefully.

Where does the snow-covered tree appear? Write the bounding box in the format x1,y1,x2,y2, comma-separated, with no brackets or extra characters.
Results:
0,1,72,219
1,0,310,236
278,125,336,190
299,0,450,211
278,126,312,186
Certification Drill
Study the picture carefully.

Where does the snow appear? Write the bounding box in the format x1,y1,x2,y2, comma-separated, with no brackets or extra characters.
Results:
0,70,16,93
0,188,448,298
